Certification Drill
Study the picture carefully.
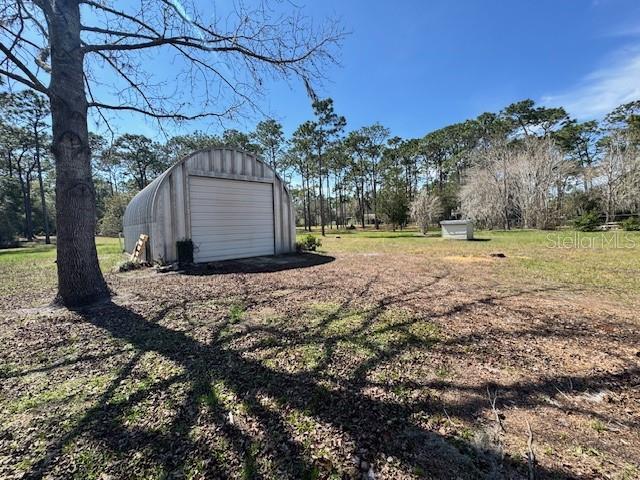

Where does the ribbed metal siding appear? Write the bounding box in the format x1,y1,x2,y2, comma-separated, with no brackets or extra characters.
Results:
122,148,295,263
190,177,275,262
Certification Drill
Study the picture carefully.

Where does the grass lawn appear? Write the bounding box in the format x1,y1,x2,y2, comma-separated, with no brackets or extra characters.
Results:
310,227,640,303
0,229,638,479
0,237,124,309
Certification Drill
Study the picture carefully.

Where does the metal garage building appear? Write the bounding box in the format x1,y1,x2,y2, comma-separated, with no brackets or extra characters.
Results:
123,147,295,263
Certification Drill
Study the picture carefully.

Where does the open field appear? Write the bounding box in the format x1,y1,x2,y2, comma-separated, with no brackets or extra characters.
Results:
315,228,640,304
0,238,124,310
1,230,639,479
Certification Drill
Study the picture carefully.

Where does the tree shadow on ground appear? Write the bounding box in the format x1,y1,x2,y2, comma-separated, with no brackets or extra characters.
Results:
178,253,335,276
22,282,634,480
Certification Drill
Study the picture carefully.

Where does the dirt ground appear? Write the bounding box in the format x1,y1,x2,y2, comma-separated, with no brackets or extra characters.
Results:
1,251,639,479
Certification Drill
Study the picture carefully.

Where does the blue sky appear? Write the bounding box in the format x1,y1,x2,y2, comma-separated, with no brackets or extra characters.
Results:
90,0,640,140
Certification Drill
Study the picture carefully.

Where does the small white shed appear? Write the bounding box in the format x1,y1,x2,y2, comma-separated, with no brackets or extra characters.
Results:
440,220,474,240
123,147,295,263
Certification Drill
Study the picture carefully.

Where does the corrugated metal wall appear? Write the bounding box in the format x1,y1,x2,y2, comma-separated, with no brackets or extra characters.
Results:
122,148,295,263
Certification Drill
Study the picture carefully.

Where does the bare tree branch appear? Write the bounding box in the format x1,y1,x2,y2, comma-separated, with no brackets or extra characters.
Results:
0,67,46,93
0,41,48,93
82,37,334,68
81,25,156,41
81,1,163,37
2,0,343,133
87,102,234,120
83,71,115,139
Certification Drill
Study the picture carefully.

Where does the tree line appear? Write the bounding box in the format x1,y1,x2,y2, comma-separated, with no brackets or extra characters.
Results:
0,97,291,244
0,91,52,245
274,97,640,234
3,93,639,249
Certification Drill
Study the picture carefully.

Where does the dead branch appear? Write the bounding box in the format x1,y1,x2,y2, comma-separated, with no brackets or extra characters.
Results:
554,385,573,403
487,386,506,433
442,407,463,428
525,419,536,480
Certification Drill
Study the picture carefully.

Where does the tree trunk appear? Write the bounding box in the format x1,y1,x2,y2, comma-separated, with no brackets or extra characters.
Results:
372,177,378,230
502,159,510,230
341,184,345,228
326,173,331,230
270,145,277,175
317,148,325,236
305,166,312,231
338,173,344,229
605,184,612,223
301,175,308,231
34,123,51,244
50,0,109,307
360,179,366,229
312,181,318,228
304,175,310,231
333,173,338,229
24,175,34,240
405,166,411,201
135,163,147,190
25,175,34,240
15,158,34,240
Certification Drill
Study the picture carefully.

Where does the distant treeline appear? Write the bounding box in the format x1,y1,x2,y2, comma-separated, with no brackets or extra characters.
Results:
282,98,640,232
2,91,639,245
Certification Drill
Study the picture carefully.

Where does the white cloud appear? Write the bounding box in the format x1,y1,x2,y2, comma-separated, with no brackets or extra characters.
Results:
541,45,640,119
602,17,640,39
607,24,640,38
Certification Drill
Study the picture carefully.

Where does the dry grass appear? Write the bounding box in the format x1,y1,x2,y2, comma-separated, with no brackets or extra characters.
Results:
0,229,638,479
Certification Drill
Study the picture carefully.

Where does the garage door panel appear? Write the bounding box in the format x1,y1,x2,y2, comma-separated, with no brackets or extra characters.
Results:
191,188,273,197
190,189,273,200
189,177,275,262
195,244,275,258
190,208,273,217
190,194,273,201
190,193,273,203
190,209,273,217
191,228,274,235
189,199,273,208
191,221,273,229
191,233,275,241
196,251,268,262
191,213,271,225
191,182,273,193
197,244,275,256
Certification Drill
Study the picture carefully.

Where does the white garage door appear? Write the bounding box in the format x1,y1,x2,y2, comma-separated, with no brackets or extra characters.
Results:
189,176,275,262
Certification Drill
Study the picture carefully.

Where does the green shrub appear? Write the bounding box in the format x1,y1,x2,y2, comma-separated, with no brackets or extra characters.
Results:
573,211,600,232
296,234,322,252
98,193,132,236
228,303,245,322
622,216,640,231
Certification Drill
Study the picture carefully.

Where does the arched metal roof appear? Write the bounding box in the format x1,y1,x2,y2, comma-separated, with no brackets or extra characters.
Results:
123,147,289,228
122,168,170,227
